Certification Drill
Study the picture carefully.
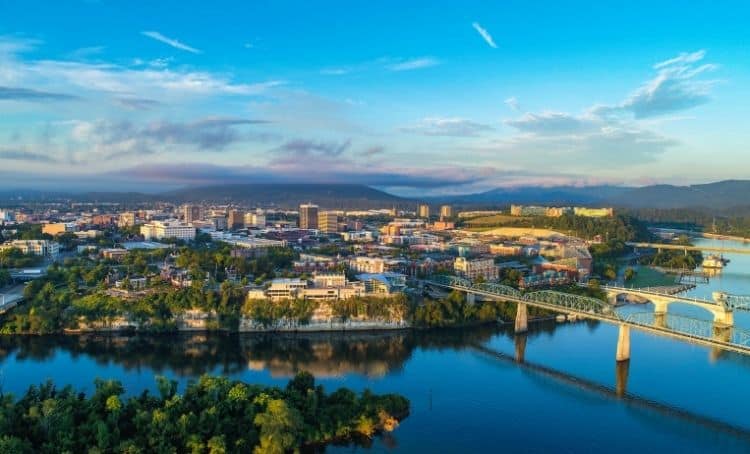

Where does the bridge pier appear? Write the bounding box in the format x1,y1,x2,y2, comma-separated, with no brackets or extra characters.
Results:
616,324,631,362
654,312,667,328
712,323,732,343
514,334,527,363
515,302,528,333
713,310,733,327
465,292,476,304
615,359,629,397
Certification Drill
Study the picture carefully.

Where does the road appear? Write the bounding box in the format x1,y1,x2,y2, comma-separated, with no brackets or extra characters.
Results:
0,283,26,312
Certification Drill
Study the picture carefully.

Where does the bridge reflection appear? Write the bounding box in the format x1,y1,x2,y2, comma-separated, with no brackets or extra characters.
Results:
472,341,750,441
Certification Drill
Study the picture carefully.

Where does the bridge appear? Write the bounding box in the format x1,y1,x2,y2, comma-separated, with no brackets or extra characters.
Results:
714,292,750,311
601,285,734,326
625,242,750,255
0,284,25,314
423,275,750,362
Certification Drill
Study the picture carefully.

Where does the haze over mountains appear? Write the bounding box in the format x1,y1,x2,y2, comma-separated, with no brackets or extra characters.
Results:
1,180,749,211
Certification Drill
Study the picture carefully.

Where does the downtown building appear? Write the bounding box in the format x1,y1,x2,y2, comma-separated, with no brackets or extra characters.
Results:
318,211,339,233
227,209,244,230
140,220,196,241
183,204,202,223
299,203,319,229
454,257,499,281
0,239,60,259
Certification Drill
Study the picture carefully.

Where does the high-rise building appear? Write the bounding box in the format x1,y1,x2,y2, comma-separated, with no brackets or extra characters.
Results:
318,211,338,233
118,212,136,227
0,210,15,222
439,205,453,219
227,209,244,230
183,205,202,223
299,204,319,229
418,204,430,219
244,211,267,228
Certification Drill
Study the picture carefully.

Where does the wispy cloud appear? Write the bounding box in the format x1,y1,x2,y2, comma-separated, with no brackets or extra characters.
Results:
69,117,273,160
320,67,351,76
141,31,202,54
594,49,718,119
504,97,521,112
115,97,161,110
0,86,79,102
387,57,440,71
472,22,497,48
0,149,59,163
401,117,494,137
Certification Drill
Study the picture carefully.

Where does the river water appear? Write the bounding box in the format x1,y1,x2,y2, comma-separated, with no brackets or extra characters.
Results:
2,238,750,452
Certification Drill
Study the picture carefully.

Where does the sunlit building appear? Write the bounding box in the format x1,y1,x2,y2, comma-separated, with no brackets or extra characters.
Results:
299,203,319,229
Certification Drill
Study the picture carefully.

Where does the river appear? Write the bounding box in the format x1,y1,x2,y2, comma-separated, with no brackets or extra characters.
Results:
2,239,750,452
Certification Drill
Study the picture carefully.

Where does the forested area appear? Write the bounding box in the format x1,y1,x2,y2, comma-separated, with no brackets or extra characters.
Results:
0,244,296,334
0,372,409,453
628,207,750,238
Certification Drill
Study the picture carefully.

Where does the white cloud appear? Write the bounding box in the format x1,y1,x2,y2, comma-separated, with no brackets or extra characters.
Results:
401,117,494,137
141,31,202,54
320,67,350,76
472,22,497,48
654,50,706,69
504,111,599,135
504,97,521,112
596,49,718,119
387,57,440,71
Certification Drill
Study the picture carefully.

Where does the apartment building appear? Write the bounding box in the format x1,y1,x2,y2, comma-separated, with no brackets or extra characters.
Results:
454,257,499,281
140,220,196,241
0,239,60,259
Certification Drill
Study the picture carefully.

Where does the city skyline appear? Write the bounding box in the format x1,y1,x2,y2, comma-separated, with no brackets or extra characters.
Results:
1,1,749,195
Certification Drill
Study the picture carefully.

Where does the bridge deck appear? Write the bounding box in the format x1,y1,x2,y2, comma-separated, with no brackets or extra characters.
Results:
425,278,750,356
625,242,750,255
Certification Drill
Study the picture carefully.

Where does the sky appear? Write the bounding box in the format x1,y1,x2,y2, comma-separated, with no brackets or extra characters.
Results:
0,0,749,195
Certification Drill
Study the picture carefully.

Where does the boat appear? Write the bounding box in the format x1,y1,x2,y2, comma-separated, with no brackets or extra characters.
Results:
702,254,729,269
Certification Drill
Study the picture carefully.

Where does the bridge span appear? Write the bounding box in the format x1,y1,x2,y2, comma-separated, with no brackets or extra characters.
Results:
625,241,750,255
423,275,750,361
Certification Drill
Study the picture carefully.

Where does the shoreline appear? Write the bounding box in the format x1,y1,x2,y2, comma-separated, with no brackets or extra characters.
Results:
2,315,558,336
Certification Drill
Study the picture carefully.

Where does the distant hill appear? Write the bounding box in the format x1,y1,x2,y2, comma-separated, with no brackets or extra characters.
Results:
608,180,750,210
2,180,749,212
430,185,627,206
432,180,750,211
162,184,405,209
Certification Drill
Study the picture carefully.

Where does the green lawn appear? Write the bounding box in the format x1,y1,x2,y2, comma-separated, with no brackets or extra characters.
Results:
624,266,674,288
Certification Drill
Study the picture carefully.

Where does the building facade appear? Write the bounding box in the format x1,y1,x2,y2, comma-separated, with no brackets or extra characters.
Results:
454,257,499,281
299,204,319,229
318,211,338,233
418,204,430,218
42,222,76,236
0,240,60,258
140,220,196,241
183,205,202,223
227,209,244,230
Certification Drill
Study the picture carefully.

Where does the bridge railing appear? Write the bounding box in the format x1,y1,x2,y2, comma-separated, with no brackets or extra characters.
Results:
624,312,750,347
426,275,619,319
597,285,717,306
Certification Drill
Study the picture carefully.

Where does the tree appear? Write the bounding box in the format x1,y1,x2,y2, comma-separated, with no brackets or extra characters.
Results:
253,397,303,454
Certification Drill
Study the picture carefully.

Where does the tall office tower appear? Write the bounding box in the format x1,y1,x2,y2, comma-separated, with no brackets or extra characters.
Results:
440,205,453,219
318,211,339,233
418,204,430,219
299,203,319,229
183,204,202,223
227,209,244,230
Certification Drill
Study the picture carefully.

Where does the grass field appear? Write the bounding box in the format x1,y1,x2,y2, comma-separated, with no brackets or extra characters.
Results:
464,214,527,226
625,266,675,288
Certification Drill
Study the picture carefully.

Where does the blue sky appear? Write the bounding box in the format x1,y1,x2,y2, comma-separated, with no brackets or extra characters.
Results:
1,0,749,194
